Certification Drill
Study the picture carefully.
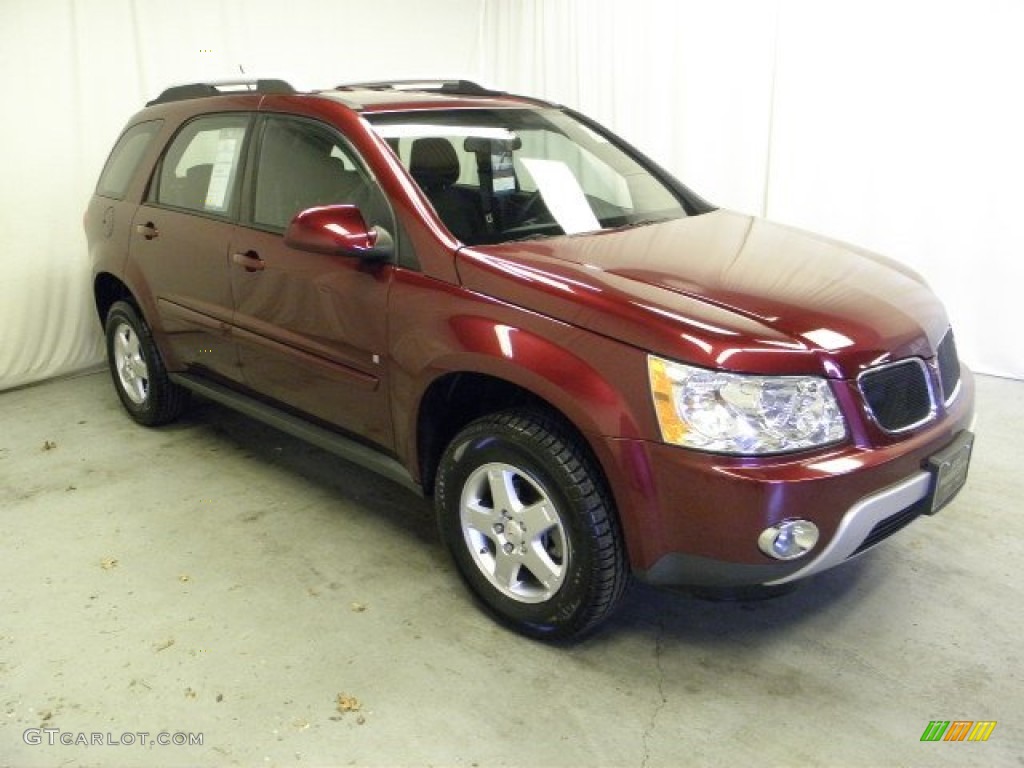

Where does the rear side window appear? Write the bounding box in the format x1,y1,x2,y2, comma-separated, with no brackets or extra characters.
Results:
95,120,163,200
152,114,249,215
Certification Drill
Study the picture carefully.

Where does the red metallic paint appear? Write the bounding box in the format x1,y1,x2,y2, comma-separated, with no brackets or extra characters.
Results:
463,211,950,380
229,225,394,448
284,205,377,255
385,268,656,481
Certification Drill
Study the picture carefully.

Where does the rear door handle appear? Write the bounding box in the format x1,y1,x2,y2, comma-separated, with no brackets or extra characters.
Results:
135,222,159,240
232,250,265,272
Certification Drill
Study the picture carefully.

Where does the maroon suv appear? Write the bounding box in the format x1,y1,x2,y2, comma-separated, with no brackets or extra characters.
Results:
85,79,974,639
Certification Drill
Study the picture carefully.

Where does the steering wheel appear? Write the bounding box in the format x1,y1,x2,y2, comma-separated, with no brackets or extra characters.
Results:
510,190,545,227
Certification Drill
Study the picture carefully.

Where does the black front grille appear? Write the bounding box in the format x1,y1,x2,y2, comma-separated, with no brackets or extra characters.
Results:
859,360,933,432
937,330,961,403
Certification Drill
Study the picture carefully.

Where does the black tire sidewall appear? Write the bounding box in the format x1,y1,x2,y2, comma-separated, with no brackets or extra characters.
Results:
104,301,165,425
437,416,604,639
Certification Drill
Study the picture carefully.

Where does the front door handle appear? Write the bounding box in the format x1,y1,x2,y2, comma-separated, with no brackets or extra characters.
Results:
232,250,265,272
135,222,159,240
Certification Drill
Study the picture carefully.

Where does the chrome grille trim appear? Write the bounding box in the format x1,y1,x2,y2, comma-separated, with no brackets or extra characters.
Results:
857,357,936,433
936,329,962,406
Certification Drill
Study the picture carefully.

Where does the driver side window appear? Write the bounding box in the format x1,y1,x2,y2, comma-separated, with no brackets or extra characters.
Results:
252,117,386,231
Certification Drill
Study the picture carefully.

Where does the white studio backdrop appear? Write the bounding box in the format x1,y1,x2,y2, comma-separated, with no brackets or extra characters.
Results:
1,0,1021,392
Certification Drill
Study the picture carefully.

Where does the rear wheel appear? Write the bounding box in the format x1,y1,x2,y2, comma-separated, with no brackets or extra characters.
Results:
435,409,628,640
104,301,187,426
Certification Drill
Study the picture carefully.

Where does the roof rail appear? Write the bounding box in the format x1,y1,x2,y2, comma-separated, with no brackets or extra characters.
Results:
147,78,296,106
335,79,506,97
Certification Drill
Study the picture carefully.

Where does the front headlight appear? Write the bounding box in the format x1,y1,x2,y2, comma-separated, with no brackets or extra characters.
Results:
647,355,847,454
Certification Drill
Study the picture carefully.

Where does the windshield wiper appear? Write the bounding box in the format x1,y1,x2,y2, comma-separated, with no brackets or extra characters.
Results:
611,218,667,231
506,231,559,242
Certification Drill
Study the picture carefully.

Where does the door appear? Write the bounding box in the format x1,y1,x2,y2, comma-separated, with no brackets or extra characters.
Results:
131,113,250,380
230,115,395,448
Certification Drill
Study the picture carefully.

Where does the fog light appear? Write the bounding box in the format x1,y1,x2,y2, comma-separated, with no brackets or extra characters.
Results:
758,520,819,561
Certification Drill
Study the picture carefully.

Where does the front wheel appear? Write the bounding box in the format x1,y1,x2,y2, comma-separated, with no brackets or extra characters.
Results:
104,300,187,426
435,410,628,640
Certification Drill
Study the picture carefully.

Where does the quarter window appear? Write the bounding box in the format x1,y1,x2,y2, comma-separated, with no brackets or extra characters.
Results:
153,114,248,215
96,120,163,200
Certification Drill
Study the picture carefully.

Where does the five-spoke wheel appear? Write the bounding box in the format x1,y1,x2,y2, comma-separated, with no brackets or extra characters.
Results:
436,410,627,640
460,461,569,603
111,318,150,405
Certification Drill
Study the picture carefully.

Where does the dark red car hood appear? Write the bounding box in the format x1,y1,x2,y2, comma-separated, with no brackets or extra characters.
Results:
456,209,950,379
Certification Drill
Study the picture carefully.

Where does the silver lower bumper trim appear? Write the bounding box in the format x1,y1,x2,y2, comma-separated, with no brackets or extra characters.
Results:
765,470,931,586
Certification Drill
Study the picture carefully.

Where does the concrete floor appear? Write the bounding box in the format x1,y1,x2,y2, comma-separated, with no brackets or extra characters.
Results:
1,370,1021,768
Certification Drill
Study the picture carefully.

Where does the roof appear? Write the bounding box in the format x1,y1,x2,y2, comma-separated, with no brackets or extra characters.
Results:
146,78,555,112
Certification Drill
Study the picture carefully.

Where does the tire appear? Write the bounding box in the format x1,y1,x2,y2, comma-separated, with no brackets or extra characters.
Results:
104,300,188,426
435,409,628,640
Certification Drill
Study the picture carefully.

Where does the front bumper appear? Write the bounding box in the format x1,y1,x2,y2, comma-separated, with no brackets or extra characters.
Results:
597,368,975,588
765,466,931,585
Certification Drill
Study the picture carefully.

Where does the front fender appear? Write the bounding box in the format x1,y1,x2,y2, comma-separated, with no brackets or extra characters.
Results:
443,314,638,434
388,271,658,474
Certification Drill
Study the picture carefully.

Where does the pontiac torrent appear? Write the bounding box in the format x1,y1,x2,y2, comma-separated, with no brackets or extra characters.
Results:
85,79,975,639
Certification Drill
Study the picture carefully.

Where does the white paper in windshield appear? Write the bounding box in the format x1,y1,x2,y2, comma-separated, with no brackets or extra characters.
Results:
519,157,600,235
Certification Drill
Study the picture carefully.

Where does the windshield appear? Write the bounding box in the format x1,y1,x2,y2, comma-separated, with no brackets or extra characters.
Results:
366,108,689,245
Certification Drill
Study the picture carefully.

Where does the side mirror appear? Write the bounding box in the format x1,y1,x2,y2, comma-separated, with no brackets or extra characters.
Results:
284,205,394,261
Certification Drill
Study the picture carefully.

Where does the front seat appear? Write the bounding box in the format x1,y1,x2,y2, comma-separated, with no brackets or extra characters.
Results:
408,137,482,243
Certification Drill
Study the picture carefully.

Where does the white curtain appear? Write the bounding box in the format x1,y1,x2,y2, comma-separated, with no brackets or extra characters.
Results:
0,0,483,391
479,0,1024,379
2,0,1022,390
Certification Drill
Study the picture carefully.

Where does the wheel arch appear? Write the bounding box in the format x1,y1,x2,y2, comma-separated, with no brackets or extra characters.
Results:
93,271,179,370
417,372,553,496
93,272,136,325
409,325,652,507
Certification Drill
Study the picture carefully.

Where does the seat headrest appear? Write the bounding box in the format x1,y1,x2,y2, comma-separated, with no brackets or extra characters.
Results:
409,137,461,189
